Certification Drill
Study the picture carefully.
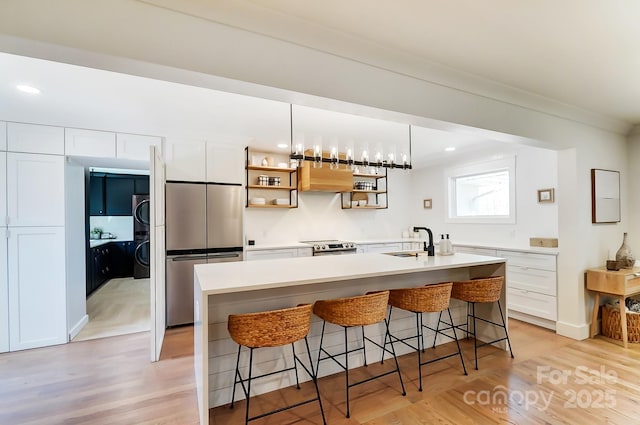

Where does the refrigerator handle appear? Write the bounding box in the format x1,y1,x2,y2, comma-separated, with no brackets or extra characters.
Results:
171,255,209,261
207,252,242,259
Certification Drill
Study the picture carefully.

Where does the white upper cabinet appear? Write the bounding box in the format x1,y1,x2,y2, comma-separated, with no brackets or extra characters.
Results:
164,138,207,182
7,153,65,227
8,226,66,351
7,122,64,155
0,121,6,151
206,143,244,184
65,128,116,158
116,133,162,161
0,152,6,353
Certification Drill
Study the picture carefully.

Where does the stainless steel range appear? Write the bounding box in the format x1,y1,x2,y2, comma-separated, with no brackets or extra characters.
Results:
302,240,357,256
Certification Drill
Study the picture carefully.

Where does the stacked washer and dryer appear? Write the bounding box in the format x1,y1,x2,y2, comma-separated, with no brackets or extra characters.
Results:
132,194,150,279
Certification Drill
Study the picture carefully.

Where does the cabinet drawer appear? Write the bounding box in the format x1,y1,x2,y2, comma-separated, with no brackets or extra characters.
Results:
506,265,556,296
498,250,556,271
455,246,497,256
507,288,557,321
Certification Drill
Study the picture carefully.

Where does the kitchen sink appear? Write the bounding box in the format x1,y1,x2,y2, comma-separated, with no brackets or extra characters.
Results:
384,251,428,257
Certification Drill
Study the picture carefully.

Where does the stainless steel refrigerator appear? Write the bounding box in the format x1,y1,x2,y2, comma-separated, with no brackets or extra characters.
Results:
165,182,243,326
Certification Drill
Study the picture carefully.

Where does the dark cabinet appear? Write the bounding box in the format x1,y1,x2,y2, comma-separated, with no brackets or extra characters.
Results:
87,241,135,296
89,172,149,216
105,176,135,215
89,175,105,215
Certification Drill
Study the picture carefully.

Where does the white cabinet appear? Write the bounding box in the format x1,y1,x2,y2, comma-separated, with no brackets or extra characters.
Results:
454,246,497,256
116,133,162,161
0,226,7,353
7,122,64,155
0,121,6,151
0,152,6,352
0,152,5,224
164,139,207,182
497,250,557,329
245,248,300,261
65,128,116,158
358,242,404,254
6,153,65,227
206,143,244,184
8,226,66,351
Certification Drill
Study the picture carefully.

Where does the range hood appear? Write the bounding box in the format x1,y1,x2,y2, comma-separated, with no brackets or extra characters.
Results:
298,162,353,192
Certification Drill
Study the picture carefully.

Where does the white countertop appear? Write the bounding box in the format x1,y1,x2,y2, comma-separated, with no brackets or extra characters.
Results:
89,238,132,248
195,252,505,295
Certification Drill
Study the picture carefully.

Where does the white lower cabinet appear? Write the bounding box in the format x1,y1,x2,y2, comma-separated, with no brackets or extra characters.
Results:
497,250,557,329
245,248,300,261
8,227,67,351
358,242,403,254
0,227,8,353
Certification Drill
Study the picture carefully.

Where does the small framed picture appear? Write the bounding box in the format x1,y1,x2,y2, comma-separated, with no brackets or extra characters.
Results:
537,188,554,203
423,199,432,209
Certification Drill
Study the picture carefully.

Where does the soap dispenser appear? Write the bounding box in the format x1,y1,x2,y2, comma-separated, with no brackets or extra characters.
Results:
439,234,446,255
445,234,453,254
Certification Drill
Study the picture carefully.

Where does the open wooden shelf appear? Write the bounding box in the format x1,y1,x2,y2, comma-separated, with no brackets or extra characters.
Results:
247,184,296,190
247,165,296,172
247,204,295,209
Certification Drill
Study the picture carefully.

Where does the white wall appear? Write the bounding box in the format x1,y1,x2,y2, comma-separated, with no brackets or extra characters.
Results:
64,160,87,340
411,145,558,247
245,170,413,244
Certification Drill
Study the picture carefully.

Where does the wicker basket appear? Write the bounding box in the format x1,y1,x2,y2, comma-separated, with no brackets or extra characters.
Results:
451,277,504,303
601,304,640,343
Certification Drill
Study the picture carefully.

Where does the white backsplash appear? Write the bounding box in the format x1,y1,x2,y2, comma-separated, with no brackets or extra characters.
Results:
89,216,134,240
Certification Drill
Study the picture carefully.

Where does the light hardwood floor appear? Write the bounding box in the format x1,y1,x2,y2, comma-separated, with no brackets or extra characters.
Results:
1,320,639,424
73,277,150,342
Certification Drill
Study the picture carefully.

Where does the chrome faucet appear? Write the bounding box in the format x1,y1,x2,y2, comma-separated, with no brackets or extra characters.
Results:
412,227,435,256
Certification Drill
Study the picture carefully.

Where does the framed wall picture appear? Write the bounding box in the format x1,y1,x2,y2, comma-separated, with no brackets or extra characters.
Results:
423,199,432,209
537,188,554,203
591,169,620,223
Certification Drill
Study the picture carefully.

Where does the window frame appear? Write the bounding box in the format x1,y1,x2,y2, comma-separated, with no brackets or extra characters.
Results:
445,157,516,224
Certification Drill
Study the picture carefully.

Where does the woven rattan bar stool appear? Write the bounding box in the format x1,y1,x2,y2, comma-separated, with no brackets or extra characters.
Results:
382,282,467,392
313,291,406,418
228,304,326,425
443,276,514,370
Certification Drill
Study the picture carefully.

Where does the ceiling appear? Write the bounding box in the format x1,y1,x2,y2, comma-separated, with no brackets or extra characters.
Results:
141,0,640,128
0,52,509,169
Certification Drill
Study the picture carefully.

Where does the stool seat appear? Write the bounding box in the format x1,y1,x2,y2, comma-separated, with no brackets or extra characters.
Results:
229,304,312,348
384,283,467,391
313,291,406,418
313,291,389,327
228,304,326,425
448,276,514,370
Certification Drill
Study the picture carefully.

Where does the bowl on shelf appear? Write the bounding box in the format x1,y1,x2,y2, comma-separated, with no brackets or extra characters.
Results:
351,200,358,208
358,200,368,207
250,197,266,205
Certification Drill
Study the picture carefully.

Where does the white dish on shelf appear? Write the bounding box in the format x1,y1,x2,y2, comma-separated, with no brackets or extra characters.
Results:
250,197,266,205
272,198,289,205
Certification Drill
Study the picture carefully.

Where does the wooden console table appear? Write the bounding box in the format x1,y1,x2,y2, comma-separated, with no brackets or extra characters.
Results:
586,267,640,348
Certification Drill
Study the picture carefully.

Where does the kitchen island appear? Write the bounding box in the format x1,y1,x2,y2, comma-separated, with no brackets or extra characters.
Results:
193,252,507,425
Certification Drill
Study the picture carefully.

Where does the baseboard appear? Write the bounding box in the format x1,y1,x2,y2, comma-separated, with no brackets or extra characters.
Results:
508,311,556,331
555,320,590,340
68,314,89,341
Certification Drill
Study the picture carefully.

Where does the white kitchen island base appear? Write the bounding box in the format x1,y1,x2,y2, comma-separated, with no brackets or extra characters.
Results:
194,252,507,425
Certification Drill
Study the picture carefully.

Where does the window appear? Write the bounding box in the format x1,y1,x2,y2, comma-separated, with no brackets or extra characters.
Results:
446,157,516,224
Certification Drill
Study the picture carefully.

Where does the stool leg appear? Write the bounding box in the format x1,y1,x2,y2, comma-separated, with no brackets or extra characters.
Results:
471,302,478,370
384,316,407,397
416,312,423,392
291,343,301,389
432,311,443,349
381,306,393,364
316,320,327,374
304,336,327,425
497,300,515,359
245,348,254,425
447,308,468,375
344,326,351,418
466,302,472,339
362,326,368,367
230,345,242,408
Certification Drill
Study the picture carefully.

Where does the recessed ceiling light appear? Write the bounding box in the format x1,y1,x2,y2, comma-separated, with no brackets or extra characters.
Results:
445,146,456,152
277,143,288,149
16,84,41,94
